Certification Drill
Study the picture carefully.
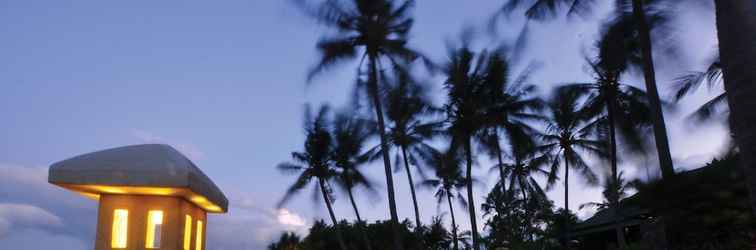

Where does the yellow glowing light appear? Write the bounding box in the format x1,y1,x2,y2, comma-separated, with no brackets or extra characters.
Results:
183,215,192,250
112,209,128,248
58,184,225,213
145,210,164,249
195,220,204,250
205,205,222,212
99,186,126,194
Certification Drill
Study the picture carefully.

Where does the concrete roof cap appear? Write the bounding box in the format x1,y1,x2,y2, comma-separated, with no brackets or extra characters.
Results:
48,144,228,213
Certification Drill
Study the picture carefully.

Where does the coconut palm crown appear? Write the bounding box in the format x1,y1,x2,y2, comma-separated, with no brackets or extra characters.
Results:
297,1,427,248
276,105,348,250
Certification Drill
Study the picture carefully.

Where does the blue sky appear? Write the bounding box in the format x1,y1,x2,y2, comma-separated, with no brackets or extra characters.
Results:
0,1,727,249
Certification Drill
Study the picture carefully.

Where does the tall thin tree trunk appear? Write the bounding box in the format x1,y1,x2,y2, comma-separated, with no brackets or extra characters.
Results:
564,155,570,214
607,98,627,248
518,175,534,242
400,147,424,248
368,55,404,250
463,137,480,250
348,187,373,250
319,178,348,250
716,0,756,220
401,147,423,231
447,192,459,250
563,154,570,249
631,0,675,179
494,130,507,195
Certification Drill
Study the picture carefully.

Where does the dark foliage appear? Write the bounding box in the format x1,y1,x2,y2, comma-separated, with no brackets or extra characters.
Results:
635,154,756,250
272,219,461,250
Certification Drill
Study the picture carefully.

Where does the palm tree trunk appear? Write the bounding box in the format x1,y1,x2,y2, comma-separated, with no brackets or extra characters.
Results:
518,176,534,242
348,187,373,250
463,136,480,250
716,0,756,221
564,155,570,214
607,99,627,248
319,178,348,250
494,130,507,195
401,147,422,231
400,147,424,248
563,154,570,249
447,192,459,250
631,0,675,179
367,55,404,250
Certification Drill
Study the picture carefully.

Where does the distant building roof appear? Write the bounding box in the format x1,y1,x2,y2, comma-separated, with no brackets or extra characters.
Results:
570,194,650,236
48,144,228,213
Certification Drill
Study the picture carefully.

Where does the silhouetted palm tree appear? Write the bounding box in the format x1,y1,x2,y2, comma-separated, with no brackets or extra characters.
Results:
331,111,376,250
277,105,348,250
560,40,653,247
297,1,426,247
579,171,637,212
673,54,727,122
379,69,443,233
713,0,756,215
442,46,492,250
499,0,677,180
496,0,593,20
476,52,544,197
424,216,453,250
539,90,604,212
607,1,677,179
504,133,550,208
538,90,605,245
268,232,302,250
419,147,467,250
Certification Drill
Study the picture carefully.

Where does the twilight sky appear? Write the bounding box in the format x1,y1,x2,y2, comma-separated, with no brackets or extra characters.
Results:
0,1,727,249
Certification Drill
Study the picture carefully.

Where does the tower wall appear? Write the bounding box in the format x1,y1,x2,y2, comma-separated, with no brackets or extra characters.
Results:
94,194,207,250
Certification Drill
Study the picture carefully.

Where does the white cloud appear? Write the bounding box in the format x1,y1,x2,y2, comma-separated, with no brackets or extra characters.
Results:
205,191,309,250
0,164,96,248
277,208,306,227
0,203,63,238
131,129,206,161
0,229,88,250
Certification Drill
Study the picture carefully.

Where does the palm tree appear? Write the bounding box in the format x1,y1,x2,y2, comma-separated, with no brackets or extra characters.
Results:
276,105,348,250
379,69,442,233
419,147,467,250
714,0,756,216
476,53,544,197
268,232,302,250
673,55,727,122
499,0,677,180
539,90,604,212
579,171,637,212
496,0,593,20
424,216,453,250
559,50,653,247
538,90,604,245
442,46,492,250
331,110,376,250
503,132,551,227
614,0,676,179
297,1,426,247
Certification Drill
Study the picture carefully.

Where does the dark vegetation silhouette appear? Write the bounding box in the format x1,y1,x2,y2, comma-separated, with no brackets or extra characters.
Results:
273,0,756,249
276,105,348,250
368,69,443,240
419,147,468,250
295,0,429,248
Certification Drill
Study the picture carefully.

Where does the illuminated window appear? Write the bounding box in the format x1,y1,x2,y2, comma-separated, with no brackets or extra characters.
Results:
183,215,192,250
145,210,164,249
112,209,128,248
195,220,203,250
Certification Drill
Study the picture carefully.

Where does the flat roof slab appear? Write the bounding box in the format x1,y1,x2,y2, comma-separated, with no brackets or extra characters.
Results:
49,144,228,213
